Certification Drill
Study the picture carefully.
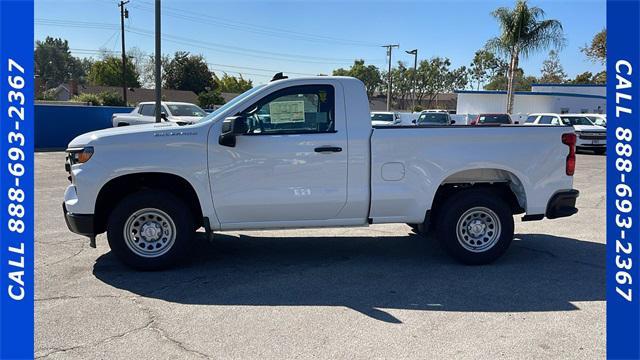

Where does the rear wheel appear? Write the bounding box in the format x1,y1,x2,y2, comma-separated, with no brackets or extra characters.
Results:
107,190,194,270
435,189,514,265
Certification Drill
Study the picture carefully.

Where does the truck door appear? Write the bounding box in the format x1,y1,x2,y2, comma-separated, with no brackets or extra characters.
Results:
209,84,348,225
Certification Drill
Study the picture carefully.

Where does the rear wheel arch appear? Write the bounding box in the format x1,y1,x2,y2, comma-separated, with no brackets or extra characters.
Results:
427,168,527,226
94,172,203,234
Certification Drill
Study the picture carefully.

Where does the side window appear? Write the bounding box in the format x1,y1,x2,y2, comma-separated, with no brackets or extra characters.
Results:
538,116,553,124
551,117,562,125
241,85,335,134
526,115,538,123
140,105,155,116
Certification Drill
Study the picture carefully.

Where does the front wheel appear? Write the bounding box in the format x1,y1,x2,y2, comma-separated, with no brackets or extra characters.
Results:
107,190,194,270
436,189,514,265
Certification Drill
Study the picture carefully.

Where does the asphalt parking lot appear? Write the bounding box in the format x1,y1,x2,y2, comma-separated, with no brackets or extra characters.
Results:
35,151,605,359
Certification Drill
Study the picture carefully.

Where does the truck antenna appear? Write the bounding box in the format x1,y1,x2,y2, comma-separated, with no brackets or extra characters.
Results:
271,72,288,82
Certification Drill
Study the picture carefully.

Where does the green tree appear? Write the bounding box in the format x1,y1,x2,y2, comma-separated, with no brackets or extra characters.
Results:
87,56,141,87
413,57,468,108
198,89,225,108
571,71,594,84
592,71,606,84
34,37,88,88
390,61,414,109
469,49,501,90
332,59,382,98
539,50,567,83
486,0,565,113
214,73,253,93
582,29,606,65
485,68,537,91
164,51,214,94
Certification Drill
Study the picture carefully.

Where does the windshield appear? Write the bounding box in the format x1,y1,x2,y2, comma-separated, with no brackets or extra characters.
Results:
371,113,394,122
587,116,606,126
478,114,511,124
198,85,264,123
418,112,449,124
561,116,593,126
167,104,206,117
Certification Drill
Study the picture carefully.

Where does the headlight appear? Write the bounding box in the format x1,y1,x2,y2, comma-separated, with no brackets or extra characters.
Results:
66,146,94,165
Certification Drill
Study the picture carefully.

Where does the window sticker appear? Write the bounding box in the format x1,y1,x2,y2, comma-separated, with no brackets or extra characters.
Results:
269,100,305,124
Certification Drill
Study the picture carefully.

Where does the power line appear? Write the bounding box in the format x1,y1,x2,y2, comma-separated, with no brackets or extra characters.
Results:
36,18,384,65
130,0,381,47
66,48,313,79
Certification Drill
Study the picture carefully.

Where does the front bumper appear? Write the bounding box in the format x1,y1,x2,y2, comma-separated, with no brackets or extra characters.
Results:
63,203,95,237
576,135,606,148
546,189,579,219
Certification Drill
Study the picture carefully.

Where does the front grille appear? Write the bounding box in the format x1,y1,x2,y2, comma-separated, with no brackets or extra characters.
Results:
579,133,606,140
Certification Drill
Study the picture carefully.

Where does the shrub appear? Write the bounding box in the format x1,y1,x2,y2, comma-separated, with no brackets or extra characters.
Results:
72,93,102,106
99,91,126,106
71,91,125,106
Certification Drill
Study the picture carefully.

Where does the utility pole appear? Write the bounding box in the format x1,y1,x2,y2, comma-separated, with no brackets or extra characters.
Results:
406,49,418,111
118,0,129,105
154,0,162,123
382,44,399,111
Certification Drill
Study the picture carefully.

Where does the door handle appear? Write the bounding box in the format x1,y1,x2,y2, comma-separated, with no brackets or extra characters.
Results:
314,146,342,153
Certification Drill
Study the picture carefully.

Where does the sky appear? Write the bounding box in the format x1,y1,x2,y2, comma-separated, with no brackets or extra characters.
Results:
35,0,606,86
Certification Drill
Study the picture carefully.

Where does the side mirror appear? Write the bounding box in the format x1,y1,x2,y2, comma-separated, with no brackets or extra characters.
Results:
450,120,456,125
219,116,248,147
514,121,519,124
412,119,417,124
160,111,168,120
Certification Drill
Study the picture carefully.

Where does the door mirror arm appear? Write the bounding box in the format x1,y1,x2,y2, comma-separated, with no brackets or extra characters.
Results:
219,116,248,147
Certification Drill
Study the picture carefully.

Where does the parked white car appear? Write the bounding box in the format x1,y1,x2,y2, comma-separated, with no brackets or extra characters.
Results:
525,113,606,154
583,113,607,127
64,76,579,269
370,111,401,126
112,101,207,127
397,112,418,125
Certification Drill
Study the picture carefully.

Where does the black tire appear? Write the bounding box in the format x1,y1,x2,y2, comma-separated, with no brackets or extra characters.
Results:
435,189,514,265
106,190,194,270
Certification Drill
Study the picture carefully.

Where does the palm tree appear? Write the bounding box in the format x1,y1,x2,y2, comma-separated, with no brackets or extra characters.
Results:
487,0,565,113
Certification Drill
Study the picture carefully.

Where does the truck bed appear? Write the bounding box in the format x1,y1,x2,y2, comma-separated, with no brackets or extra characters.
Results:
368,125,575,223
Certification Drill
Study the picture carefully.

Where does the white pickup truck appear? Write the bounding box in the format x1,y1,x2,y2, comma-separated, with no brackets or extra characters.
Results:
111,101,207,127
63,76,579,270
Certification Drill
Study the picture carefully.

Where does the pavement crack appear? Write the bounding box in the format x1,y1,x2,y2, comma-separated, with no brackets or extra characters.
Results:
45,241,87,267
132,298,212,359
35,294,126,302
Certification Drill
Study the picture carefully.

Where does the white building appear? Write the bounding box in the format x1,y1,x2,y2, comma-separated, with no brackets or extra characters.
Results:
456,84,606,123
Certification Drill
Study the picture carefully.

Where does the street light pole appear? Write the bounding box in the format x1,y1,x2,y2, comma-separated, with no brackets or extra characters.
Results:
118,0,129,105
154,0,162,123
406,49,417,111
382,44,399,111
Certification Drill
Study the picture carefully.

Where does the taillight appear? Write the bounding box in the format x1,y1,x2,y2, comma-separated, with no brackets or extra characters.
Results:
562,133,576,175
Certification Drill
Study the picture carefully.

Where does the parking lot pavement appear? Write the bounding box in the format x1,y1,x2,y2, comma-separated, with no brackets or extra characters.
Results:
35,151,605,359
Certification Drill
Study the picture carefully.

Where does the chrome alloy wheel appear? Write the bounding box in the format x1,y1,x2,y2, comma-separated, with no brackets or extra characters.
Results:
123,208,176,258
456,206,502,253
